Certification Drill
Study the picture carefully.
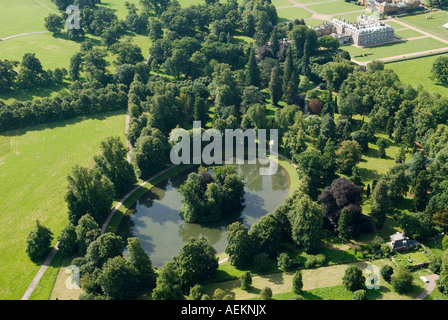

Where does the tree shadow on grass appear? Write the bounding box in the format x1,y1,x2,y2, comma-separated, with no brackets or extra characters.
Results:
258,272,285,285
301,291,323,300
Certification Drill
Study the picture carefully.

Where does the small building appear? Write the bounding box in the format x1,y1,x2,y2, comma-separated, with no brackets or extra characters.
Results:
388,232,419,251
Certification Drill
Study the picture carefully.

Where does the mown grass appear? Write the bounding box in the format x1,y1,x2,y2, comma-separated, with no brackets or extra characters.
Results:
345,37,448,61
399,9,448,40
386,53,448,97
307,0,364,15
0,110,126,300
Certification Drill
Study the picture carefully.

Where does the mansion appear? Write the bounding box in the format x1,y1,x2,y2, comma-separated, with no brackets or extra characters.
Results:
359,0,421,14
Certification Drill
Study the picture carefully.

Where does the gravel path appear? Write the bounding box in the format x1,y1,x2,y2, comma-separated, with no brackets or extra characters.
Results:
415,274,439,300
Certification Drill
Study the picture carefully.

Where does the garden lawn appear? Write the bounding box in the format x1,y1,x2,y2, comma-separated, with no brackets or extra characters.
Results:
394,28,425,39
0,32,83,69
271,0,294,8
307,0,364,15
386,53,448,97
0,0,58,38
277,7,313,22
400,10,448,40
0,110,126,300
101,0,141,19
345,37,448,62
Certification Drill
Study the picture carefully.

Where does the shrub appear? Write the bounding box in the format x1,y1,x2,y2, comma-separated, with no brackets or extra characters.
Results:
223,294,234,300
213,288,226,300
293,271,303,294
380,265,394,283
188,284,204,300
277,252,295,271
241,271,252,291
201,294,211,300
260,287,273,300
352,289,367,300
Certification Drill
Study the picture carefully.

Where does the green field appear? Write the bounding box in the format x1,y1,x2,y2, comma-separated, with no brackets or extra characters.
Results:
0,111,126,299
0,0,58,38
394,28,425,39
271,0,293,7
386,53,448,96
400,10,448,39
307,0,364,15
345,37,448,61
277,7,313,21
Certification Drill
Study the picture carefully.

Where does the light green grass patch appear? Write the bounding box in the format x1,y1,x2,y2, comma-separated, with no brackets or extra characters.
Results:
277,7,313,22
0,111,126,300
345,37,448,61
0,0,58,38
394,29,425,39
271,0,294,8
307,0,364,15
386,53,448,96
400,10,448,39
0,33,83,69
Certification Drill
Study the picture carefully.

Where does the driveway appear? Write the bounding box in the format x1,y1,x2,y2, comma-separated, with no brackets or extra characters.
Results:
415,274,439,300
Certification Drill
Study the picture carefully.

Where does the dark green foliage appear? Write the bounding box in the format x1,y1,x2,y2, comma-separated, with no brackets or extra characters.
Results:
260,287,272,300
342,265,366,292
152,261,184,300
94,136,137,197
292,271,303,294
26,220,53,261
85,233,125,268
391,269,413,294
245,47,261,87
337,207,352,242
179,166,245,223
352,289,367,300
380,265,394,283
269,66,282,106
126,237,156,293
241,271,252,291
249,214,282,257
58,223,77,256
225,222,256,269
65,165,114,225
277,252,295,271
98,256,138,299
75,214,101,256
174,237,218,288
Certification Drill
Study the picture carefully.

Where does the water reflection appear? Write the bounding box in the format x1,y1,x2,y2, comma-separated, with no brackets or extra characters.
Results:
117,161,290,266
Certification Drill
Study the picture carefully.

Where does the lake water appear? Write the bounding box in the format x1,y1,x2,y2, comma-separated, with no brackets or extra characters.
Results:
118,161,290,266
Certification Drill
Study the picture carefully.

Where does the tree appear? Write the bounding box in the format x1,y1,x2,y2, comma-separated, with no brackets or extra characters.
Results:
0,59,18,92
225,222,256,269
399,212,433,240
148,18,163,41
241,271,252,290
69,52,83,81
85,232,125,268
260,287,273,300
413,170,430,212
292,271,303,294
58,223,77,256
431,56,448,84
126,237,156,293
245,47,261,87
65,165,114,224
282,47,299,103
174,237,218,288
338,207,352,242
188,284,204,300
342,265,366,292
132,128,170,179
290,194,323,253
391,269,414,294
152,261,184,300
371,179,389,230
94,136,136,197
140,0,171,16
45,14,64,33
380,265,394,283
336,140,363,175
26,220,53,261
75,214,101,256
249,214,282,257
98,256,138,299
269,66,282,106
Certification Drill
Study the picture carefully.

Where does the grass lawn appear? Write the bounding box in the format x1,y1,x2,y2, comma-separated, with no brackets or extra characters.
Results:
277,7,313,22
0,110,126,300
0,0,58,38
345,37,448,61
307,0,364,15
386,53,448,97
271,0,294,8
394,28,425,39
399,10,448,39
0,32,83,69
204,259,425,300
100,0,142,19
